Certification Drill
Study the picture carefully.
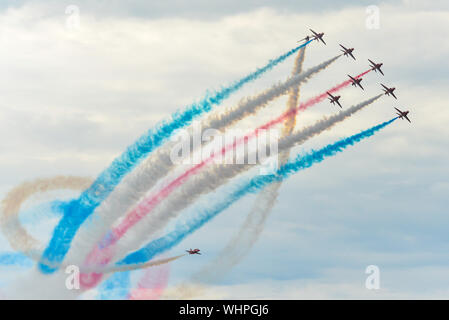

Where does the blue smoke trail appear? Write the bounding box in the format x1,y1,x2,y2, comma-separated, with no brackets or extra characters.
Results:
96,271,131,300
0,252,33,267
38,40,313,273
117,118,397,266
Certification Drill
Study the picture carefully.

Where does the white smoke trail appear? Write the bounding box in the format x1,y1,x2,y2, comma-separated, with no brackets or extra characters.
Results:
66,55,341,264
109,95,382,264
205,54,340,129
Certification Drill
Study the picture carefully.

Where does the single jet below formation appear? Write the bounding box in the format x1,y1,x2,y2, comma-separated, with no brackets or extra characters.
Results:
348,74,364,90
310,29,326,45
369,59,384,75
339,44,356,60
186,248,201,255
395,107,411,123
381,84,397,99
327,92,342,108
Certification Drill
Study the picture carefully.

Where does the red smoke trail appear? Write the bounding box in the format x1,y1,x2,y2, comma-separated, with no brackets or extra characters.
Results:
127,264,170,300
79,69,372,289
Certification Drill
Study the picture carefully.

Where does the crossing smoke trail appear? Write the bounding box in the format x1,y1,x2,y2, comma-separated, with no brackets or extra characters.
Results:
95,69,372,247
106,94,382,263
77,70,373,287
205,54,340,129
78,95,382,289
117,117,398,266
65,53,340,264
0,176,92,257
38,40,313,273
189,47,307,287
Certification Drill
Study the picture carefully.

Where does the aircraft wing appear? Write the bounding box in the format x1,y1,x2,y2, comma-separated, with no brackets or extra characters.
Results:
348,74,356,81
327,92,334,98
339,44,347,50
381,83,389,90
378,68,384,76
394,107,402,113
391,92,397,99
309,29,318,36
357,82,364,90
404,114,411,123
319,37,326,45
336,100,342,108
349,52,356,60
368,59,375,66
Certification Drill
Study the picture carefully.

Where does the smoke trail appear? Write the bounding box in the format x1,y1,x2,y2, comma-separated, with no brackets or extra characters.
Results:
106,94,382,267
127,263,170,300
191,48,307,284
99,69,372,246
118,117,397,266
39,41,313,273
66,53,340,264
205,54,340,129
102,254,185,273
77,71,373,287
96,271,131,300
78,255,184,290
0,252,33,267
0,176,92,257
58,95,380,288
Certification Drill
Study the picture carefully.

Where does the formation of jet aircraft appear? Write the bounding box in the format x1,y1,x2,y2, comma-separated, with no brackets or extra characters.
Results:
298,28,410,122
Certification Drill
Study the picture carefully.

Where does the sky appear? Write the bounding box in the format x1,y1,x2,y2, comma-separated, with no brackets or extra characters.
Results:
0,0,448,299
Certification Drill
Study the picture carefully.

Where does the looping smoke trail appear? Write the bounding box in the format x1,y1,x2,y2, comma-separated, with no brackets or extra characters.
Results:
65,53,340,265
1,94,382,275
0,176,92,257
39,40,312,273
117,117,398,266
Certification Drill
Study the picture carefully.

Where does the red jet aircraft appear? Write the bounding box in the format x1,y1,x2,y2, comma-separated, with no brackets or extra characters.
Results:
381,84,397,99
186,248,201,255
310,29,326,45
340,44,356,60
369,59,384,75
348,74,364,90
327,92,342,108
395,108,411,123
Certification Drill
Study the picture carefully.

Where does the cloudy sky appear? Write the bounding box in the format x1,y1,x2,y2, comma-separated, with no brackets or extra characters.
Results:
0,0,448,299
